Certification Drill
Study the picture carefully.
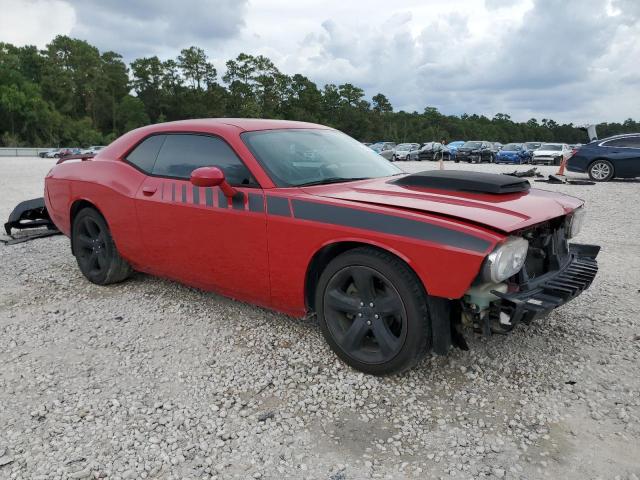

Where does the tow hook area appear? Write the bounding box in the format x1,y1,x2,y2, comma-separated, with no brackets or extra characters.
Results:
462,282,512,336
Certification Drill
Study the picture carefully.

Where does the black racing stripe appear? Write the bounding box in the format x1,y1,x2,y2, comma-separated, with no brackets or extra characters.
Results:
218,189,228,209
181,184,187,203
267,196,291,217
232,192,245,210
205,188,214,207
248,193,264,213
291,199,491,252
192,185,200,205
171,183,176,202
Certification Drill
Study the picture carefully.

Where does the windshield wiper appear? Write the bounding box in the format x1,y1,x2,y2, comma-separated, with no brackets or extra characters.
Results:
296,177,369,187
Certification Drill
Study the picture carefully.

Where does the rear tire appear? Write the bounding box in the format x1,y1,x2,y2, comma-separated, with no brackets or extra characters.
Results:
72,208,132,285
588,159,614,181
315,247,432,375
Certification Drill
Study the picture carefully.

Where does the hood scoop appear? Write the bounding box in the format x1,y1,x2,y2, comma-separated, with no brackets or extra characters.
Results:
391,170,530,194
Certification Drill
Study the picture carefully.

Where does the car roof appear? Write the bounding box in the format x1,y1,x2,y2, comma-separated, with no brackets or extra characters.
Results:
600,132,640,141
141,118,331,133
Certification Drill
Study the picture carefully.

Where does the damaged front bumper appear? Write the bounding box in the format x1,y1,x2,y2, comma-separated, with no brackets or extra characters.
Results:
483,243,599,333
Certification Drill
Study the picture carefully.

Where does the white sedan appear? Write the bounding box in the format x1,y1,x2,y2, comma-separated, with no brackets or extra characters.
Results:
531,143,572,166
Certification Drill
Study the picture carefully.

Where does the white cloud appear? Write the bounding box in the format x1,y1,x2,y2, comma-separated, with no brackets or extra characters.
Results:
0,0,75,47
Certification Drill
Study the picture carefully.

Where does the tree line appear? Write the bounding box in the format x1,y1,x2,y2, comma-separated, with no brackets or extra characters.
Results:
1,35,638,147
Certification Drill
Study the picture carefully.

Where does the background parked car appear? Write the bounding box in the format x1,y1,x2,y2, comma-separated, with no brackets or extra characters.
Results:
47,147,78,158
531,143,572,165
445,140,466,161
81,145,106,155
495,143,531,164
524,142,542,155
370,142,395,154
568,133,640,181
379,143,398,160
493,142,503,151
415,142,450,161
454,141,496,163
38,149,56,158
391,143,420,161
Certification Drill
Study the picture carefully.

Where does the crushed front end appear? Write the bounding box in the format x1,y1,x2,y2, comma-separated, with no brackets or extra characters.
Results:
462,208,599,336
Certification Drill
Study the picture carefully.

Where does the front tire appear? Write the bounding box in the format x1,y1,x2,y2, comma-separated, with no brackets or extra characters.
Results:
315,247,431,375
72,208,132,285
588,159,614,181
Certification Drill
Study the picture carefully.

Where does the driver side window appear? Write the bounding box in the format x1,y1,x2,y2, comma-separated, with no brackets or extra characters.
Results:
152,134,256,186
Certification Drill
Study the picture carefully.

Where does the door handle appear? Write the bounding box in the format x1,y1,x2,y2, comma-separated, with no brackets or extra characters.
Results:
142,186,157,196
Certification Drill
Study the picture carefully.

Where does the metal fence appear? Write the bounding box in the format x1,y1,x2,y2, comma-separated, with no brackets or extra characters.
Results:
0,147,54,157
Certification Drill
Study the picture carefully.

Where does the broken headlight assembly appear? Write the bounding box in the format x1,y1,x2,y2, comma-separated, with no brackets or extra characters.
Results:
566,207,586,239
481,236,529,283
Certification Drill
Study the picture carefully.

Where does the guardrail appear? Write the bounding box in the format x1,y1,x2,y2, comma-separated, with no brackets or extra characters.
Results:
0,147,54,157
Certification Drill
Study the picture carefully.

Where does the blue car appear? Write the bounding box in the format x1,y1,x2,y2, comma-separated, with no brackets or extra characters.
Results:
567,133,640,181
495,143,531,164
446,141,465,160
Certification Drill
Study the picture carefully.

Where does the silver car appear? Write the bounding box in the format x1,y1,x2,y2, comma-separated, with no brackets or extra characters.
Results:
378,142,398,160
390,143,420,161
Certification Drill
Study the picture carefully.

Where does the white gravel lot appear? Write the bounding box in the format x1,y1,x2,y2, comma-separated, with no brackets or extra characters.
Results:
1,157,639,480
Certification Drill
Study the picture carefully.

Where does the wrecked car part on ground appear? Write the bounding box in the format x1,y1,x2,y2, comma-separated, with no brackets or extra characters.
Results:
3,197,61,244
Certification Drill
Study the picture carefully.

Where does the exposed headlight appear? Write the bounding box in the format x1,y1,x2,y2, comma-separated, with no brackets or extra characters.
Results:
566,207,586,238
482,236,529,283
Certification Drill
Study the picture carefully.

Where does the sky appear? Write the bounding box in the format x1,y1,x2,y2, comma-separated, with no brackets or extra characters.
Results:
1,0,639,124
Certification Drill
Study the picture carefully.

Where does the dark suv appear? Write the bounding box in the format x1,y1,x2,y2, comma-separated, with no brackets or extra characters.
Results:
568,133,640,181
455,141,496,163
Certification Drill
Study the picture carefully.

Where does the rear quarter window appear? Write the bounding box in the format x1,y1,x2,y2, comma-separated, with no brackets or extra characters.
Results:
126,135,166,173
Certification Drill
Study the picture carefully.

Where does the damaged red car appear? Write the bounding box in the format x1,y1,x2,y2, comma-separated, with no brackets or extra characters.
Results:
44,119,599,375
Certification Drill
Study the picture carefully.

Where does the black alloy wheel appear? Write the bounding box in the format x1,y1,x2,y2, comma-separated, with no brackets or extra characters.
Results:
72,208,132,285
316,247,431,375
323,265,407,364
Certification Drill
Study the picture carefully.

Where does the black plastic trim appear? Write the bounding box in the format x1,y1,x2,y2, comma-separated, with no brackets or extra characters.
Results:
248,193,264,213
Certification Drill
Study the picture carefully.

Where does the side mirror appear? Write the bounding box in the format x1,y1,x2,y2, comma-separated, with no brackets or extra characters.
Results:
191,166,237,198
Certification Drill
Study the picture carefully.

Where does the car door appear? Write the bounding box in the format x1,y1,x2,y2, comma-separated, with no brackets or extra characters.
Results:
131,133,271,306
602,136,640,177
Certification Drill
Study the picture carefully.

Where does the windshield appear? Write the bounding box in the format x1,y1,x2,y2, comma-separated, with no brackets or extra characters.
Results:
242,129,402,187
462,141,482,149
502,143,521,150
525,142,541,149
539,144,561,151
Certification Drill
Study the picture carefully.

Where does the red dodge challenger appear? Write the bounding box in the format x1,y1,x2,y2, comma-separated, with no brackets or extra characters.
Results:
44,119,599,375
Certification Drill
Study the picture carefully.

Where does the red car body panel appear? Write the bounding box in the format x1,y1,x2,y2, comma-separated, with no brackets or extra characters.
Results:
44,119,584,318
309,179,583,233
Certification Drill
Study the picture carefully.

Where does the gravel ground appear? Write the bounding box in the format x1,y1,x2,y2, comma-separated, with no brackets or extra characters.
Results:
1,157,639,480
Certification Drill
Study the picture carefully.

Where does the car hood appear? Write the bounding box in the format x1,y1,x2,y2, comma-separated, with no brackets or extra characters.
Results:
534,149,561,155
499,150,520,155
301,176,583,233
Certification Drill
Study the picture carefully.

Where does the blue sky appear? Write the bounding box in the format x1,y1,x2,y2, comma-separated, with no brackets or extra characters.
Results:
2,0,639,123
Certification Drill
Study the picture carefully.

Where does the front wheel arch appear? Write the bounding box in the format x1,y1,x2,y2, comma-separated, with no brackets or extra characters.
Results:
304,241,417,313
